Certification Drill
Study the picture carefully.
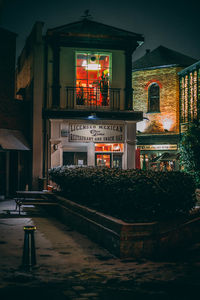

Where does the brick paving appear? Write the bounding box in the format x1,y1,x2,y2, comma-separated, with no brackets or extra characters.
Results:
0,199,200,299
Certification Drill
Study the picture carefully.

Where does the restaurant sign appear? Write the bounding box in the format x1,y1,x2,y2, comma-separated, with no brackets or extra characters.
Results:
69,123,124,143
138,144,178,151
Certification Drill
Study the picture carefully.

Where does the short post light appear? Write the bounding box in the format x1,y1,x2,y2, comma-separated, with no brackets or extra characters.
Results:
22,225,37,270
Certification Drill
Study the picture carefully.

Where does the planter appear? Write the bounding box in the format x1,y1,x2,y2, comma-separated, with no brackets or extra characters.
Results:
44,195,200,259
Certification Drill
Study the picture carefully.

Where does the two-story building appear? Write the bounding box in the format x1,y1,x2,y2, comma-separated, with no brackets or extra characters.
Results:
132,46,196,170
179,60,200,133
16,17,144,189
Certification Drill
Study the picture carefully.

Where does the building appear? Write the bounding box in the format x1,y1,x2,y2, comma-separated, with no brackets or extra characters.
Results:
132,46,197,171
16,16,144,189
0,28,30,197
179,60,200,132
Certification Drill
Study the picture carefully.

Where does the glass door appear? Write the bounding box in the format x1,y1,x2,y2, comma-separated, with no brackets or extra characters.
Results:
113,154,122,168
95,154,111,167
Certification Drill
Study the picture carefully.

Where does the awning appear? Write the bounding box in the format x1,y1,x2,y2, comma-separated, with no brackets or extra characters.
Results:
157,152,180,161
0,129,30,151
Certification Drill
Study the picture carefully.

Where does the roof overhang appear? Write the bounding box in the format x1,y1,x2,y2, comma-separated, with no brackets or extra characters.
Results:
43,109,143,122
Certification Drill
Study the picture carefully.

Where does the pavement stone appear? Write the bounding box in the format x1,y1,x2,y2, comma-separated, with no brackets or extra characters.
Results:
1,199,200,299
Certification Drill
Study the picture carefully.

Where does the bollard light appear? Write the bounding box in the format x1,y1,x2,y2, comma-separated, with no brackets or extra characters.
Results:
22,225,37,270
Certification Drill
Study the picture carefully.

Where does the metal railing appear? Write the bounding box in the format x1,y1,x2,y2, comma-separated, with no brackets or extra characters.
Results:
65,86,121,110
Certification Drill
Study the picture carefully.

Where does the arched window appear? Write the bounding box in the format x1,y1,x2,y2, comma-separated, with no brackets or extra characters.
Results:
148,83,160,112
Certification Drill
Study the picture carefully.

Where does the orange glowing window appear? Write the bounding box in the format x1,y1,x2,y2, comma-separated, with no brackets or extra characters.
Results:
95,143,123,152
96,154,111,167
76,52,112,106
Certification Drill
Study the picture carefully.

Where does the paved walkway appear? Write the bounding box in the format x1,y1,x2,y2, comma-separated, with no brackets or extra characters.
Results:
1,199,200,299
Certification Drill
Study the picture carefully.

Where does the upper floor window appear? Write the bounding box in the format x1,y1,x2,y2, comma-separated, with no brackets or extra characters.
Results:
76,52,112,106
148,83,160,112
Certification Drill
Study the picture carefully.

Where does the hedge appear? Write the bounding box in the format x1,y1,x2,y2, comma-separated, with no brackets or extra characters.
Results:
49,166,196,222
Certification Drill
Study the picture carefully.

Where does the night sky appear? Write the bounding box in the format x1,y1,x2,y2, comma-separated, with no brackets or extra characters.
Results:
0,0,200,62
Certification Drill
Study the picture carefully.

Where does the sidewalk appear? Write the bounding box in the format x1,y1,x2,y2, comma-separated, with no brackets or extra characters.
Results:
1,199,200,299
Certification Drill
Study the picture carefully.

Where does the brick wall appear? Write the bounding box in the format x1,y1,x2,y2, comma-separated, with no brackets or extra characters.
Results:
132,66,183,134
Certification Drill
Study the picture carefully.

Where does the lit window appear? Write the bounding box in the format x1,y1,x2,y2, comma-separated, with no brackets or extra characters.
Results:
76,52,112,106
185,75,188,122
194,71,198,118
148,83,160,112
181,77,185,122
95,143,124,152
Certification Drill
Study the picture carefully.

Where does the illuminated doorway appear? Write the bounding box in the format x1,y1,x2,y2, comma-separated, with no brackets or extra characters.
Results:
96,154,111,167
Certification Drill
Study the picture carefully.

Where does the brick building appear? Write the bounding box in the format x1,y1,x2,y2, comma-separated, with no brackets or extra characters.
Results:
0,28,30,197
132,46,196,170
179,60,200,132
16,17,144,189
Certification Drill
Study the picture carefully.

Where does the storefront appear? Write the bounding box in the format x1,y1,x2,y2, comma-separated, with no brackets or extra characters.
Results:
136,135,180,171
50,119,137,170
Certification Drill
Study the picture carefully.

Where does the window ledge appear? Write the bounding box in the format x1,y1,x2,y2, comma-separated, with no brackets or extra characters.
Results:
146,111,161,114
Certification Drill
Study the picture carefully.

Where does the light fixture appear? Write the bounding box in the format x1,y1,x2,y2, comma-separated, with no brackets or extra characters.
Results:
53,144,58,151
82,59,101,70
162,118,173,131
88,113,97,119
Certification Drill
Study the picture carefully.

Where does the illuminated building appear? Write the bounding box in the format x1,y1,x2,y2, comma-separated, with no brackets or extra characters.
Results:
132,46,197,170
179,60,200,132
16,16,144,189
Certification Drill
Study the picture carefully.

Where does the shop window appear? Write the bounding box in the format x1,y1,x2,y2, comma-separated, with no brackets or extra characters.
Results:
96,154,111,167
76,52,112,106
95,143,123,152
148,83,160,112
95,143,123,168
63,152,87,166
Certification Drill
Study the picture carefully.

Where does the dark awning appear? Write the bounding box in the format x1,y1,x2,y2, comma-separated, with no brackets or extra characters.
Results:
0,129,30,151
157,152,180,161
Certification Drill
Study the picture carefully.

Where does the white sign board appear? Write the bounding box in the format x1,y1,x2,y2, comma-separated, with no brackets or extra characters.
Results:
69,123,124,143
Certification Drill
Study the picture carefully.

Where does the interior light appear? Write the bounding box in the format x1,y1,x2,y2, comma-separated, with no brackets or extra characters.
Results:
85,64,101,70
88,113,97,119
82,60,87,67
82,60,101,70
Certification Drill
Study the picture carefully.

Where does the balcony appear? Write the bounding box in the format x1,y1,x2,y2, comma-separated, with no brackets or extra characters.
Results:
44,86,143,121
65,86,121,110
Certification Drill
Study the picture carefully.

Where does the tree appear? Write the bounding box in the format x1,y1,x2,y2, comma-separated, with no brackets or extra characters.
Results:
179,119,200,187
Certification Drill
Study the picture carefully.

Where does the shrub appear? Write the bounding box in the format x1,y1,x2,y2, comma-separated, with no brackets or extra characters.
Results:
49,166,196,222
180,119,200,187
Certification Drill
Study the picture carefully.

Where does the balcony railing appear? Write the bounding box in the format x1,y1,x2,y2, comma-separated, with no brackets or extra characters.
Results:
65,86,121,110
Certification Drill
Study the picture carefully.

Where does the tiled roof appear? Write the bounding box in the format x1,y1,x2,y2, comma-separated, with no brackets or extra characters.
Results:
132,45,197,70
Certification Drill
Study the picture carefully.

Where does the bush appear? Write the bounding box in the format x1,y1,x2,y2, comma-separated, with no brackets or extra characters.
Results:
180,119,200,187
49,166,196,222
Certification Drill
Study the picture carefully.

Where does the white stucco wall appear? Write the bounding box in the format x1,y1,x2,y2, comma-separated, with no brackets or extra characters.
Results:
50,119,137,170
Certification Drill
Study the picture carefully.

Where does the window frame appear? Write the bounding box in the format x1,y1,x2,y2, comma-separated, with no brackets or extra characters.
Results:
75,51,112,107
147,82,160,113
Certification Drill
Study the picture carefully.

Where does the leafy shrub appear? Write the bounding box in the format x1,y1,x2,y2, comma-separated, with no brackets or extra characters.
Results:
180,119,200,187
49,166,196,222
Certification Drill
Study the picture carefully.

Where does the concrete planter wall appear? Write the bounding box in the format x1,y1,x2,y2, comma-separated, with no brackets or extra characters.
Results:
47,195,200,259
